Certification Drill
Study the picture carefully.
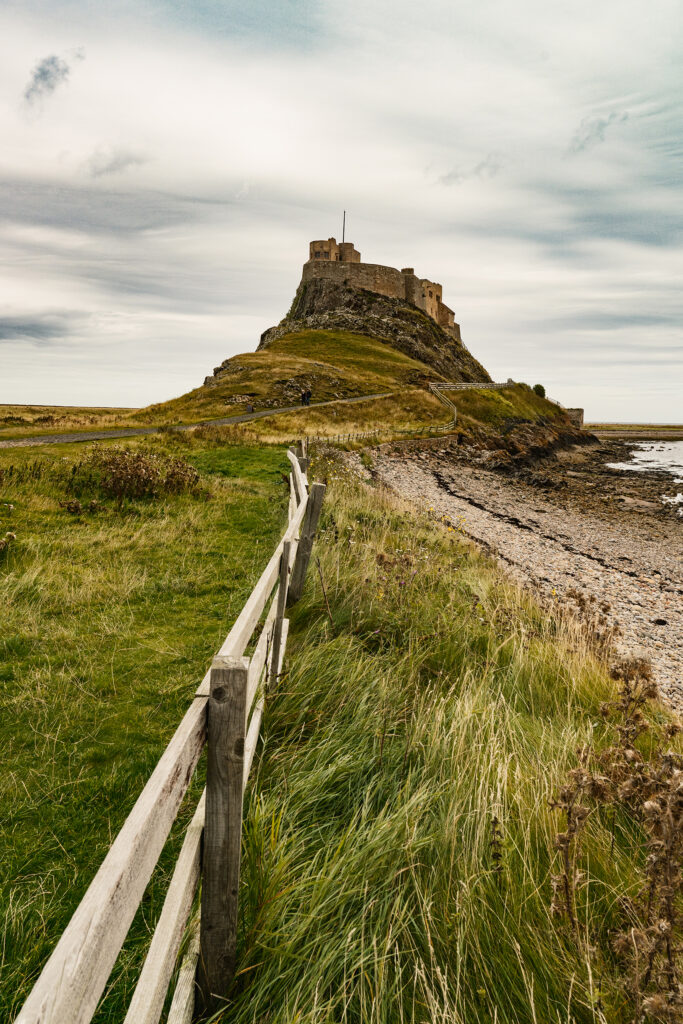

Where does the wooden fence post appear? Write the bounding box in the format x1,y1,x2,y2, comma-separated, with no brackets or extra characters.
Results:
287,482,325,606
268,540,291,687
196,655,249,1018
295,440,309,473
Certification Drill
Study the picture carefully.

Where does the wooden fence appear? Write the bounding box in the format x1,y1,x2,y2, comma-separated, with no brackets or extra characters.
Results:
299,387,459,447
15,441,325,1024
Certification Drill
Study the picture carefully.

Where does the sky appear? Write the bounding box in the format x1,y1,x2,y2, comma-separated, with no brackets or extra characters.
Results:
0,0,681,421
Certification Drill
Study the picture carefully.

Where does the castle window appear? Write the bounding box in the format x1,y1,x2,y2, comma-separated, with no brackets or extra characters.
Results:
429,290,433,298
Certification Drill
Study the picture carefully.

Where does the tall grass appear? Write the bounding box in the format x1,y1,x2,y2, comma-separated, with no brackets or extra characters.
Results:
224,452,648,1022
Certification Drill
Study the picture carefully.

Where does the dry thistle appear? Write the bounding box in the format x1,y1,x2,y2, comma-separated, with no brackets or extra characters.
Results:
551,656,683,1022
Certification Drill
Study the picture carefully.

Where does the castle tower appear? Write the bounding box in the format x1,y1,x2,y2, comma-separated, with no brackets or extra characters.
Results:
309,238,361,263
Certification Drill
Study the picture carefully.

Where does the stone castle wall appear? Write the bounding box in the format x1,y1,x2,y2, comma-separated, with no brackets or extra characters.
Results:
301,253,460,342
302,258,407,304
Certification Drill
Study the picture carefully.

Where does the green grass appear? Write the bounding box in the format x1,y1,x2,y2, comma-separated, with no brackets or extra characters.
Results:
2,436,658,1021
453,384,570,430
265,329,437,380
0,438,288,1021
212,449,662,1023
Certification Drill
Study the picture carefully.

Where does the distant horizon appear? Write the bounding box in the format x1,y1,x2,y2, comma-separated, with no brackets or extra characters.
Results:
2,398,683,430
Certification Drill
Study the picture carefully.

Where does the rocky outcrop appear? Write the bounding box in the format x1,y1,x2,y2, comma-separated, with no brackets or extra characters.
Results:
258,278,491,383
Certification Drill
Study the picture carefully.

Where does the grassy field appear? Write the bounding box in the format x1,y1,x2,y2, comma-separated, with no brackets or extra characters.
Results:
585,423,683,431
0,436,289,1021
2,434,672,1021
235,387,452,441
181,382,568,446
452,384,570,429
0,404,139,439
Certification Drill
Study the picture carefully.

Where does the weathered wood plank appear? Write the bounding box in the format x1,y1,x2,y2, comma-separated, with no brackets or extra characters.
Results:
295,441,310,476
197,656,248,1016
246,594,277,714
166,923,200,1024
268,541,291,686
287,448,306,506
288,481,326,605
123,791,206,1024
15,697,207,1024
288,472,295,522
243,697,263,788
277,618,289,679
243,617,287,789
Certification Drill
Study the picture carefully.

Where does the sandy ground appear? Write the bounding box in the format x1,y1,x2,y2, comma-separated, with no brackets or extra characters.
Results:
364,437,683,710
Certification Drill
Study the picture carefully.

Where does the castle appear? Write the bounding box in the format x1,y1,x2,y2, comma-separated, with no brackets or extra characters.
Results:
302,238,461,342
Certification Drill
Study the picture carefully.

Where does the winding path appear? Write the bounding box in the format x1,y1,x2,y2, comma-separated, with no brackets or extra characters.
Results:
0,393,392,449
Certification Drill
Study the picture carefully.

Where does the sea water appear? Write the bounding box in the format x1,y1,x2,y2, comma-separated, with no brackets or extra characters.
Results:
607,441,683,515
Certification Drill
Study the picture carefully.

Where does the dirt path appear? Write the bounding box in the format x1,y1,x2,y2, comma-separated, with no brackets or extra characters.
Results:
369,443,683,709
0,393,391,449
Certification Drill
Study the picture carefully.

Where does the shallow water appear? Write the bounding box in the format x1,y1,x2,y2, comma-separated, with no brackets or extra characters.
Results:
607,440,683,513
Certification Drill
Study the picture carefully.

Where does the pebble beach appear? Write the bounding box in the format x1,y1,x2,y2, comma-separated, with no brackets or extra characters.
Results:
366,436,683,709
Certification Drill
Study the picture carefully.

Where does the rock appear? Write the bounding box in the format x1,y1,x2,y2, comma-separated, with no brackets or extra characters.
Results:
258,278,491,382
616,496,661,510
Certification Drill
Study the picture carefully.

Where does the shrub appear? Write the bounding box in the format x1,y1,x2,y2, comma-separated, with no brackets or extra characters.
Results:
533,383,546,398
80,447,201,508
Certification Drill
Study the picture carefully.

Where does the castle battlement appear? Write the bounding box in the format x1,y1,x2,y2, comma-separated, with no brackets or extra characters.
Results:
303,238,459,340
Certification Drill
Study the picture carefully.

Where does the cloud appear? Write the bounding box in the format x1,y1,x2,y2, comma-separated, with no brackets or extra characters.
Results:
0,314,74,343
23,51,83,105
569,111,629,153
86,148,148,178
439,153,503,187
0,177,207,235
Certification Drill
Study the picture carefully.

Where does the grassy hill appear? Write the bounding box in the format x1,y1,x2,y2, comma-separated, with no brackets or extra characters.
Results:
142,328,449,424
1,321,576,445
138,328,576,442
0,329,452,439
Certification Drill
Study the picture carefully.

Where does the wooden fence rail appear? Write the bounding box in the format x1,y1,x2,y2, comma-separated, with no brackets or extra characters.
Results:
15,439,325,1024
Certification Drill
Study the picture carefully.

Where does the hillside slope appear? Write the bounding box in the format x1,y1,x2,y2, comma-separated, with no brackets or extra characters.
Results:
142,329,452,424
